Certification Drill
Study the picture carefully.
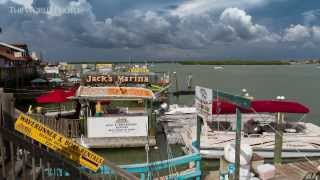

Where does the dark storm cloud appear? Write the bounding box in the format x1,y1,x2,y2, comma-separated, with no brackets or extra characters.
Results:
0,0,319,60
32,0,50,8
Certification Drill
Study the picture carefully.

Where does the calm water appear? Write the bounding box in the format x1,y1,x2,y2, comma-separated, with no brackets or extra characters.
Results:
152,64,320,124
96,64,320,174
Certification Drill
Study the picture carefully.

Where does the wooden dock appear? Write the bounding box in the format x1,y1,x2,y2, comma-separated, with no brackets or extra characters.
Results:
271,159,320,180
206,159,320,180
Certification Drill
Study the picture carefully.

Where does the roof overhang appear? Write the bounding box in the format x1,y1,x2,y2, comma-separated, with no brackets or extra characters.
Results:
0,42,25,52
74,86,155,100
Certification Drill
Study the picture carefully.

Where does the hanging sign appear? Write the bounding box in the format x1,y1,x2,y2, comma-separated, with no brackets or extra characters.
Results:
195,86,212,118
84,75,149,84
78,86,155,99
87,116,148,138
14,113,104,172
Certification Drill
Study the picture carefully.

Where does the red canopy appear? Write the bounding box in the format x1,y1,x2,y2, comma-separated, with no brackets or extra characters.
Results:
212,100,310,114
36,86,77,104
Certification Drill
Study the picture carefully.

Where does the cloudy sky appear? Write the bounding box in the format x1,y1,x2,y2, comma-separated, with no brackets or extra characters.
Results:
0,0,320,61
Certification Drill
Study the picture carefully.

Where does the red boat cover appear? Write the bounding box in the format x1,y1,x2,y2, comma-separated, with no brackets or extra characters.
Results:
212,100,310,114
36,86,77,103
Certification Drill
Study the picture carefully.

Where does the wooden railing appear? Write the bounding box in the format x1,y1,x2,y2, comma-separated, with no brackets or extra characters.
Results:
0,89,91,180
30,114,82,138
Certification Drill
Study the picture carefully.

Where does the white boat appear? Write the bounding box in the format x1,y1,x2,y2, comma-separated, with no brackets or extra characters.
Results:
213,66,224,70
164,104,196,115
158,104,196,144
180,100,320,159
182,116,320,159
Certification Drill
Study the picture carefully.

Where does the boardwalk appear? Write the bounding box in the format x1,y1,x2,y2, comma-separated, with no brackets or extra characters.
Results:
206,159,320,180
271,159,320,180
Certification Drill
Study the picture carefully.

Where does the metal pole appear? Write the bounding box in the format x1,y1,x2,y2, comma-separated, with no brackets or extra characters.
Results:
235,108,242,180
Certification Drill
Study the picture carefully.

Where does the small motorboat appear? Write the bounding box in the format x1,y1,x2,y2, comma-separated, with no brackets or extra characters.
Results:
213,66,224,70
182,99,320,159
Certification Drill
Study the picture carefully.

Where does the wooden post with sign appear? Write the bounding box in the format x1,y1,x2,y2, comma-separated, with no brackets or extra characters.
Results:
195,86,213,151
212,90,251,180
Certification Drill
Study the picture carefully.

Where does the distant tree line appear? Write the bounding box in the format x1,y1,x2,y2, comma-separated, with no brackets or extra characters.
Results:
179,60,290,65
68,60,290,65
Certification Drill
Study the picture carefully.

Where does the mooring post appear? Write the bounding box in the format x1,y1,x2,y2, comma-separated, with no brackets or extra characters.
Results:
150,100,156,137
235,108,242,180
274,96,284,165
195,114,202,180
187,73,192,89
173,72,179,93
196,115,201,150
274,112,284,164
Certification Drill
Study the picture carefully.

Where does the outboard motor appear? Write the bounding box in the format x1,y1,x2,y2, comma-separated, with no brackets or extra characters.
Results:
156,102,169,115
244,119,262,135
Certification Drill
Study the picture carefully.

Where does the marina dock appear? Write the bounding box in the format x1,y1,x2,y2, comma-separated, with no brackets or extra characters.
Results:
205,159,320,179
271,160,320,179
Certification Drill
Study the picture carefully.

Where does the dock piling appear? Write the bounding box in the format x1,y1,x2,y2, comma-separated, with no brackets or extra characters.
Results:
234,108,242,180
274,96,285,165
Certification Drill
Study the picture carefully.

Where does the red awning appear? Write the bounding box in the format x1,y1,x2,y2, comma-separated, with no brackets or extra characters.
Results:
212,100,310,114
36,86,77,103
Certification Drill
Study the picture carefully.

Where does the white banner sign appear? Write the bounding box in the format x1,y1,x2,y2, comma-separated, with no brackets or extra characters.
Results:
195,86,212,118
87,116,148,138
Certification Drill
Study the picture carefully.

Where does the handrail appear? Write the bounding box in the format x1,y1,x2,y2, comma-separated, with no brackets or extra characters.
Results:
81,142,201,179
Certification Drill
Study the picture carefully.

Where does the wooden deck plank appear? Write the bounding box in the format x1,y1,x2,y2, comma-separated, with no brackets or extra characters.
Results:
271,160,320,180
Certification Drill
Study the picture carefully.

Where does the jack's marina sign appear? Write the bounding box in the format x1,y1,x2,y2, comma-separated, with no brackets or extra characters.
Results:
83,75,149,84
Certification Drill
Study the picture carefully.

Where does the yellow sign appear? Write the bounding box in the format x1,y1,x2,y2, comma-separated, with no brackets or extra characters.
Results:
96,64,112,69
79,86,155,99
14,113,104,172
106,87,154,98
128,67,149,73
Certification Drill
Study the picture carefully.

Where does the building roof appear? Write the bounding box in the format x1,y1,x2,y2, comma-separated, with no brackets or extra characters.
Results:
0,42,25,52
75,86,155,100
0,50,32,61
0,42,32,61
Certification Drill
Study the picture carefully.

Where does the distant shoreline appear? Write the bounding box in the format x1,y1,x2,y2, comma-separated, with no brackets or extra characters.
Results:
67,60,320,65
179,60,290,65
